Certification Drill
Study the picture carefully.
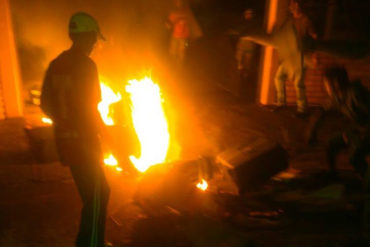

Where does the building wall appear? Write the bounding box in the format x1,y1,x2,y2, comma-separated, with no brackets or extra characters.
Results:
0,0,23,119
0,75,5,119
285,52,370,107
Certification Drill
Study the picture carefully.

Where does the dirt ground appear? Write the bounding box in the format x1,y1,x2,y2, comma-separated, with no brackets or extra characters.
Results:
0,93,369,247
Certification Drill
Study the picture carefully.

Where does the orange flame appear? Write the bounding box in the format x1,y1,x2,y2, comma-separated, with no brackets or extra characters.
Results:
196,179,208,191
41,117,53,125
104,153,118,166
98,81,122,126
125,77,170,172
98,81,121,171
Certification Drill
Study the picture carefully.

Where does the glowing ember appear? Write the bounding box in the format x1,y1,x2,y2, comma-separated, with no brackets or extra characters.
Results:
196,179,208,191
42,117,53,125
104,153,118,166
125,77,170,172
116,167,123,172
98,81,122,126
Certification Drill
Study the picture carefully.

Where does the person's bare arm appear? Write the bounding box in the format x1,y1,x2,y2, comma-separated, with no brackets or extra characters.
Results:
240,32,277,48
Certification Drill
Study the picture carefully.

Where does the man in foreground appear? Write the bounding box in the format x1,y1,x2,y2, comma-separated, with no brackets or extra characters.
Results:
41,12,111,247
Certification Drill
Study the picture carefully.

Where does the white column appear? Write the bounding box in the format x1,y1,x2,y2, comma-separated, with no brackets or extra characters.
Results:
259,0,279,105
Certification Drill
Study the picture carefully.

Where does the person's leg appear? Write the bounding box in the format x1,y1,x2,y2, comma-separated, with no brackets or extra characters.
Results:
96,167,110,247
274,64,287,107
362,158,370,234
293,67,308,113
68,140,110,247
70,164,110,247
350,148,368,177
235,41,244,71
348,135,370,235
327,134,347,174
347,131,368,176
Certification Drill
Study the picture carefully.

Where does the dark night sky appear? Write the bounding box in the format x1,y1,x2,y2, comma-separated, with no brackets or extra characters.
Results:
9,0,370,90
10,0,265,89
10,0,174,87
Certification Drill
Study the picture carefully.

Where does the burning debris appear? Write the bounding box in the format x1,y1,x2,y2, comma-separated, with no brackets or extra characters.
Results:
30,74,289,197
30,72,288,197
28,72,294,244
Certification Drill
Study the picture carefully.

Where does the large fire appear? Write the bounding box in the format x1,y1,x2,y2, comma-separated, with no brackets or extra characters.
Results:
97,77,170,174
39,76,208,190
125,77,170,172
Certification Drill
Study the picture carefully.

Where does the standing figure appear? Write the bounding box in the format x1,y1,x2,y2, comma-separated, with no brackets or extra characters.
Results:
236,9,258,72
274,0,317,116
235,8,261,102
167,0,202,66
41,12,111,247
240,0,317,115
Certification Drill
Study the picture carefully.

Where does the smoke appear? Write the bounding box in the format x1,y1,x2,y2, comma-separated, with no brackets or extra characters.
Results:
10,0,173,89
10,0,265,94
17,42,46,84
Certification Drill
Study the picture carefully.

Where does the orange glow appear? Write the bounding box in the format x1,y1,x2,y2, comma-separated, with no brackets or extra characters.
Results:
97,81,122,171
266,0,278,33
125,77,170,172
41,117,53,125
98,81,122,126
196,179,208,191
260,0,278,105
0,0,23,118
104,153,118,166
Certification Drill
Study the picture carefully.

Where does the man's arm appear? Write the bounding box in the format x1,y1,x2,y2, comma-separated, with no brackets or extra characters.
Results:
40,66,54,118
240,32,277,48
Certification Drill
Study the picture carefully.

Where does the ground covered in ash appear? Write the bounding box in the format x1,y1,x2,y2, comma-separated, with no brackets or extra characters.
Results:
0,92,368,247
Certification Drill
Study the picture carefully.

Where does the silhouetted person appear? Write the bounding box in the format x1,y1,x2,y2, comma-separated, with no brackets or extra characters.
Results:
273,0,317,116
41,12,111,247
167,0,202,67
306,66,370,233
235,8,261,102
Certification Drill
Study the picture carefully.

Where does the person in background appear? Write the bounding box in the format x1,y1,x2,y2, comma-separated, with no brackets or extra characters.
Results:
273,0,317,117
235,8,261,102
41,12,112,247
306,66,370,233
167,0,202,67
236,9,257,72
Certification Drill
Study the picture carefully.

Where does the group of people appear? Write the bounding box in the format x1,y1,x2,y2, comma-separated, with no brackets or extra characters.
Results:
40,1,369,246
